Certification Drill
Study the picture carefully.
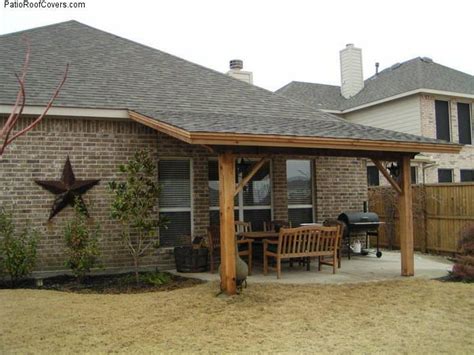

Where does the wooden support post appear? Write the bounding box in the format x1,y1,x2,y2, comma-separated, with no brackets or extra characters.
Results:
218,152,237,295
399,155,414,276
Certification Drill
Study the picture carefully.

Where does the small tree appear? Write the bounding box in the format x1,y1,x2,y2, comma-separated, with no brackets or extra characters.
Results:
64,199,101,282
109,150,168,284
0,209,38,287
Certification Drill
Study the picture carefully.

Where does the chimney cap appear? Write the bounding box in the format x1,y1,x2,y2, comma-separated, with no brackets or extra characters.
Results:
229,59,243,70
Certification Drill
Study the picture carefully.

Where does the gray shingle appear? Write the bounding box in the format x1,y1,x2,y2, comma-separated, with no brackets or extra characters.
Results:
0,21,457,147
276,58,474,111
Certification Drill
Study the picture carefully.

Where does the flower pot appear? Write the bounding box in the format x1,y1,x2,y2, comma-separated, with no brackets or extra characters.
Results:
174,246,209,273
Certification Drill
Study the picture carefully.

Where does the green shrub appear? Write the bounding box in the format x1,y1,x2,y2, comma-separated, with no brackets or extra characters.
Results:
0,209,38,287
142,271,171,286
64,200,101,282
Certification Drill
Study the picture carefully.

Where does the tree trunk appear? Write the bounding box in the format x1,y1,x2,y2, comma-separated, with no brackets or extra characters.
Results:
134,256,140,285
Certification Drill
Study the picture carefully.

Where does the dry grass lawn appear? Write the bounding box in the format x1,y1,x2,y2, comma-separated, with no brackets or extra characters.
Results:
0,279,473,353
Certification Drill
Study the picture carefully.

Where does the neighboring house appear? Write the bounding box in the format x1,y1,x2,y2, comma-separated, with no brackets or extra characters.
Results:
277,44,474,185
0,22,459,276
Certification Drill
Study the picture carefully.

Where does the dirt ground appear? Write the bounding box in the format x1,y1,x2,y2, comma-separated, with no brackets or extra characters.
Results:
0,279,472,353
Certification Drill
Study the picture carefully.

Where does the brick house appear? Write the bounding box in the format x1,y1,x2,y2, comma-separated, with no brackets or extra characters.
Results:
277,44,474,185
0,22,460,285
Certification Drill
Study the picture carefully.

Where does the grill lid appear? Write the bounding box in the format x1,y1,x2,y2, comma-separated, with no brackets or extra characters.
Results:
337,212,379,225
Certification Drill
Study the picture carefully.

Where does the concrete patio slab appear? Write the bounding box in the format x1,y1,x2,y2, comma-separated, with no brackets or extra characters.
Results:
170,251,453,284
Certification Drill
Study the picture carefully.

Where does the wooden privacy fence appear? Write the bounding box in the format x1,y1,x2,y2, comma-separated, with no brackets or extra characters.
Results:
368,183,474,254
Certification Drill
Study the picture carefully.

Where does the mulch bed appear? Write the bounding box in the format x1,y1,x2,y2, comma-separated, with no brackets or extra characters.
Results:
0,271,205,294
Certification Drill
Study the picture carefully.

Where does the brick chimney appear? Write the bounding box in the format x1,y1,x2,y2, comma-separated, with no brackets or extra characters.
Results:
340,44,364,99
226,59,253,84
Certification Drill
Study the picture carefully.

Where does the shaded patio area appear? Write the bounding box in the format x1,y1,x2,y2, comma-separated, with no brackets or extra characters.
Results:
171,251,453,284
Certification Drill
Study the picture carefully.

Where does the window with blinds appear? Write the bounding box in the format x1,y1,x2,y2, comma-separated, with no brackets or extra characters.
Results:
158,159,192,247
287,160,314,226
208,159,272,231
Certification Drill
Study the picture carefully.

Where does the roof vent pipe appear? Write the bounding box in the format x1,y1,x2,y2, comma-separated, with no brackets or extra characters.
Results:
229,59,243,70
375,62,379,75
226,59,253,84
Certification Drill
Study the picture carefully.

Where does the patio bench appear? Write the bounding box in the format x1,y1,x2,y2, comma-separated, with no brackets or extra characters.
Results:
263,226,340,279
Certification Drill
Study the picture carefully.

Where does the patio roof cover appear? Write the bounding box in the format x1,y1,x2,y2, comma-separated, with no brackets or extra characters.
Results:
0,21,461,155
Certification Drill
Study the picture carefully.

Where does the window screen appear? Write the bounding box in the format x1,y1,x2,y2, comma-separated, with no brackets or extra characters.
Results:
411,166,417,184
287,160,314,226
367,166,380,186
438,169,453,183
457,103,472,145
460,169,474,182
435,100,450,141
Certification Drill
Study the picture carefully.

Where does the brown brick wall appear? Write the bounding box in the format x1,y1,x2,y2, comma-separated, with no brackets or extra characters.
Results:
1,115,367,274
271,156,288,221
0,115,210,273
315,156,368,220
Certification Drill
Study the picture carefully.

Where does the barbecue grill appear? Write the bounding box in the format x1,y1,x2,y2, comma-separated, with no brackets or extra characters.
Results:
337,211,383,259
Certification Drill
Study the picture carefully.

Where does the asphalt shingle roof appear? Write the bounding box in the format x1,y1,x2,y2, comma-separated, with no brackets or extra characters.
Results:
0,21,456,146
276,58,474,111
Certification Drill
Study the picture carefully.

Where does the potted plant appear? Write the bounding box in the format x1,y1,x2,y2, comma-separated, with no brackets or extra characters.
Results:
174,236,209,273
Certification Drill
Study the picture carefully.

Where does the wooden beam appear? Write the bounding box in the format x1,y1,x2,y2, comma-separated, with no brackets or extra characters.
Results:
128,111,462,155
211,145,411,161
190,132,461,154
399,155,415,276
372,159,402,195
234,157,268,197
218,152,237,295
128,111,192,143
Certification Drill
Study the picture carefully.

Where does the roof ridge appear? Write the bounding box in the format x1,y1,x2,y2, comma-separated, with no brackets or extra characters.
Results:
0,20,78,37
3,20,309,108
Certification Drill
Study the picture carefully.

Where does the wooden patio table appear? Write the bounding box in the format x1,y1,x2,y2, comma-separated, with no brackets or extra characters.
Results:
238,231,279,239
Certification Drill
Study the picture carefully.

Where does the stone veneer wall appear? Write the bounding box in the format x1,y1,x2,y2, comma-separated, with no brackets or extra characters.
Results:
1,115,367,274
420,95,474,183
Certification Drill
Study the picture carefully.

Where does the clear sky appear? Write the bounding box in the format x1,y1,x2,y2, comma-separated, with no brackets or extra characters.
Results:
1,0,473,91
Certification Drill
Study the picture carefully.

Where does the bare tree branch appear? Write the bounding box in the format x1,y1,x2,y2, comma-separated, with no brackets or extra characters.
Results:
0,37,69,157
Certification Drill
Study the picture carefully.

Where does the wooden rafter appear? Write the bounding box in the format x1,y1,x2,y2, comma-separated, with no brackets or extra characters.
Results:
372,159,402,195
234,157,268,197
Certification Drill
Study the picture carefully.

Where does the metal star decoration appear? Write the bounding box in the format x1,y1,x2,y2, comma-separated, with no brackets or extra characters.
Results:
35,156,100,220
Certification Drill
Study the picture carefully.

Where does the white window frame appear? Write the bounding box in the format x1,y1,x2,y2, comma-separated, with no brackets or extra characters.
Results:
158,157,194,241
287,159,315,223
208,158,273,223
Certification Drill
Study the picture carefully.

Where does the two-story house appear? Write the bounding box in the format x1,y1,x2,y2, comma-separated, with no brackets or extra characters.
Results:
277,44,474,185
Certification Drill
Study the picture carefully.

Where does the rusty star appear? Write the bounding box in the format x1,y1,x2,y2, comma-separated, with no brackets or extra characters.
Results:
35,156,100,220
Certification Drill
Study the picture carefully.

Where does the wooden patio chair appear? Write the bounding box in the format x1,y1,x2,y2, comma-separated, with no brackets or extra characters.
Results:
207,225,253,275
320,219,345,268
234,221,252,234
263,220,292,232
